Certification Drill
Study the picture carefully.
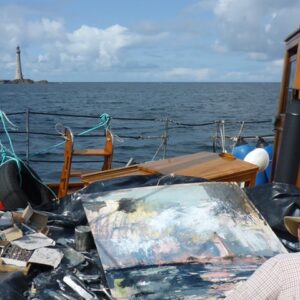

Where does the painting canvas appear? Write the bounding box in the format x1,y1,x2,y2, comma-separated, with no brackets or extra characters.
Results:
82,182,286,299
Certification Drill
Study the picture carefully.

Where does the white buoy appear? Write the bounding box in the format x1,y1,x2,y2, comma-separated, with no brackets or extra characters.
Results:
244,148,270,172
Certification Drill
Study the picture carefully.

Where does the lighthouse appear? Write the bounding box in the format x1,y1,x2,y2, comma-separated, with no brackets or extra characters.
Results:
15,46,24,80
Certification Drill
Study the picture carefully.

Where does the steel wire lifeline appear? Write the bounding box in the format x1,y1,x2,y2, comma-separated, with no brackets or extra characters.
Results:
0,110,58,199
1,111,273,139
0,110,274,166
7,110,272,126
30,113,111,156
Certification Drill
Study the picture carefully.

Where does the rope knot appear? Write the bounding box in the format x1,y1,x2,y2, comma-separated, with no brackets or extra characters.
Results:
99,113,111,129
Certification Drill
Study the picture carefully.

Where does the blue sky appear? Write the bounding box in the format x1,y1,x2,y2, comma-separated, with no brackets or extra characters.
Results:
0,0,299,82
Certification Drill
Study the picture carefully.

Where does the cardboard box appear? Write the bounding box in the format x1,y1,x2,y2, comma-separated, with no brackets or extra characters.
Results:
0,225,23,241
22,205,48,228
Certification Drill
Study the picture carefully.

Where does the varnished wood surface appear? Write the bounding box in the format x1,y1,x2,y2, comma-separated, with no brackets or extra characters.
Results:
81,151,258,187
294,43,300,90
81,165,145,182
73,149,111,156
57,127,73,198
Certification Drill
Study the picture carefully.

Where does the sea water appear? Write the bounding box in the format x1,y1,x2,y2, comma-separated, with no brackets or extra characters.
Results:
0,82,279,181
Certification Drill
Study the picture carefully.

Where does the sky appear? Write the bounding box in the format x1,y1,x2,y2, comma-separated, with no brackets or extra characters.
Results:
0,0,300,82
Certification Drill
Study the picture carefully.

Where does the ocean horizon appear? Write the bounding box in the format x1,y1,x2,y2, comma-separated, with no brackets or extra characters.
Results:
0,82,280,181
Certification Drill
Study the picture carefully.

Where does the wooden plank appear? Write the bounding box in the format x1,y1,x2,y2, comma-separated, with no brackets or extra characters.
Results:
81,165,149,183
294,42,300,90
73,149,111,156
58,128,73,198
296,165,300,188
70,169,100,177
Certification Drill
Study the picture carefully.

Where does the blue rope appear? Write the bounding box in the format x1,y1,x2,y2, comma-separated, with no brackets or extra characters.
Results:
78,113,111,136
0,111,111,168
0,110,58,199
31,113,111,156
0,111,21,171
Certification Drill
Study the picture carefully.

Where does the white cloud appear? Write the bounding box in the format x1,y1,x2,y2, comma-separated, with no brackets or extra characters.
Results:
166,67,214,81
213,0,300,60
58,24,167,70
183,0,217,14
247,52,268,61
211,40,228,53
27,18,65,41
62,24,134,68
222,58,284,82
265,59,284,76
38,54,49,63
271,59,283,68
0,2,293,82
223,71,265,82
0,6,167,77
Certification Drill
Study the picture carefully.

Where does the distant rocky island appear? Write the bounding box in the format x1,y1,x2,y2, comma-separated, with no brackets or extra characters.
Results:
1,46,48,84
0,79,48,84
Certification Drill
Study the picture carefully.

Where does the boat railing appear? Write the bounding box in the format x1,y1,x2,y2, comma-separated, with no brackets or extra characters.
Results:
1,110,274,181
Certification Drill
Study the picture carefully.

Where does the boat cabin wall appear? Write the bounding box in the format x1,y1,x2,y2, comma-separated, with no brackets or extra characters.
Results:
273,28,300,187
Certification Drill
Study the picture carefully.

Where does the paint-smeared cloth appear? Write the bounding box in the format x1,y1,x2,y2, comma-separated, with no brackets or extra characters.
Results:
225,253,300,300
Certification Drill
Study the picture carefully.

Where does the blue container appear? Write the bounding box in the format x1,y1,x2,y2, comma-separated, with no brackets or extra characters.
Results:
264,143,273,182
232,138,254,160
255,137,273,185
255,171,268,185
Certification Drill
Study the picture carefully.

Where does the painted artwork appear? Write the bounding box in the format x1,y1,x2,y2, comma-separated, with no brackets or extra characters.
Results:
82,182,287,299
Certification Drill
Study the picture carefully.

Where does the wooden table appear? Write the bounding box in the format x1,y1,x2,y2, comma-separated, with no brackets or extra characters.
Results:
81,151,259,187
